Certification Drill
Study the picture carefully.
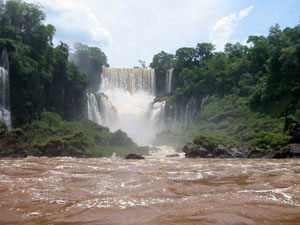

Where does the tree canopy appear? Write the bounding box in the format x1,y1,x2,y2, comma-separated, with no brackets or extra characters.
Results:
150,23,300,117
0,0,107,126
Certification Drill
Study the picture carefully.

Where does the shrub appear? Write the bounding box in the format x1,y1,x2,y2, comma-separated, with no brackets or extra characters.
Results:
252,131,291,148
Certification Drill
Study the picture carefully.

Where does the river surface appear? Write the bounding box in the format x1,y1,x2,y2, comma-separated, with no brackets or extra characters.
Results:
0,147,300,225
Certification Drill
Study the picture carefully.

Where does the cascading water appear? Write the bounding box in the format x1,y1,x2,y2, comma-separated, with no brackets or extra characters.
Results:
0,49,11,130
87,92,118,128
87,93,103,125
101,68,155,95
184,95,197,124
88,68,157,145
87,67,206,145
166,69,173,93
150,101,166,130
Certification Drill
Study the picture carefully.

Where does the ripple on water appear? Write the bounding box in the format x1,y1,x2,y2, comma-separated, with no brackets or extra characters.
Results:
0,158,300,225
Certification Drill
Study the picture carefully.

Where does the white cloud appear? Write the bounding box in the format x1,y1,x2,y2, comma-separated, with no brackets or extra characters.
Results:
26,0,111,44
25,0,233,67
210,5,254,50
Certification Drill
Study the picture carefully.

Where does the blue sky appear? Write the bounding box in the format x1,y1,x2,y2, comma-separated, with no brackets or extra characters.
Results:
26,0,300,67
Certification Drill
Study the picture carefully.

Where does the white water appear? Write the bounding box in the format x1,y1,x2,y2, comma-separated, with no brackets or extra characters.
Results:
88,68,159,145
87,93,102,125
146,145,184,159
150,101,166,130
101,68,155,95
166,69,173,93
184,96,197,124
0,66,11,130
87,67,204,144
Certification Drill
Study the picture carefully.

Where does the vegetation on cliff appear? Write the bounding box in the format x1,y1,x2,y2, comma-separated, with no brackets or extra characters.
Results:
0,112,148,157
0,1,144,157
70,42,108,92
0,0,108,126
151,23,300,156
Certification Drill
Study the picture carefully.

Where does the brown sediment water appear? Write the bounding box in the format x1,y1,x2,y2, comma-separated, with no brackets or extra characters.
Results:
0,147,300,225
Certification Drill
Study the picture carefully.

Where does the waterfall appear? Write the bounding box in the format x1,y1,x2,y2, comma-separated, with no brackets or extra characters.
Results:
0,49,11,130
87,68,157,145
150,101,166,130
201,94,210,107
101,68,155,95
163,95,201,129
86,67,206,144
87,93,102,125
164,101,184,129
87,92,118,127
184,95,197,124
98,93,118,127
166,69,173,93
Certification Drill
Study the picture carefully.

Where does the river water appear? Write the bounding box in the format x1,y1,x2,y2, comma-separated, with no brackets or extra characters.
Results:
0,147,300,225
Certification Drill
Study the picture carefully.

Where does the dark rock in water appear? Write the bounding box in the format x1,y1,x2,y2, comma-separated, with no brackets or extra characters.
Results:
248,144,300,159
288,144,300,156
124,154,145,160
166,154,180,158
272,144,300,158
183,142,247,158
248,148,270,158
230,147,249,158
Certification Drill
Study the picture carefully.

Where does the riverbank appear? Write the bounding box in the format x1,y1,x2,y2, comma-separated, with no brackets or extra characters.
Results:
0,112,149,158
182,115,300,159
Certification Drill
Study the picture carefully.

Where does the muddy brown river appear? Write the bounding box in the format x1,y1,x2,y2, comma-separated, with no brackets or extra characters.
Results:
0,147,300,225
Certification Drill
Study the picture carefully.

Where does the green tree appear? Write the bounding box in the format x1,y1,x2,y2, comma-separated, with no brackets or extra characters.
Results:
175,47,198,68
0,0,90,126
150,51,174,94
71,42,108,92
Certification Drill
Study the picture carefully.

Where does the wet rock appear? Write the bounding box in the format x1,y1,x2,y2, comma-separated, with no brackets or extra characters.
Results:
183,143,210,158
230,147,249,158
248,148,269,158
272,144,300,158
183,142,247,158
166,154,180,158
124,154,145,160
288,144,300,156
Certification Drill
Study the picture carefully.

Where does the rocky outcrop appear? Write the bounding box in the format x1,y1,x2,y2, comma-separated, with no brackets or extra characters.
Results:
185,140,300,159
248,148,276,158
124,154,145,160
183,141,248,158
0,122,28,157
270,144,300,158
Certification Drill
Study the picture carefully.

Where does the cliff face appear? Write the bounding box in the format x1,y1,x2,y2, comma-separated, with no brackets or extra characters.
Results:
154,93,209,130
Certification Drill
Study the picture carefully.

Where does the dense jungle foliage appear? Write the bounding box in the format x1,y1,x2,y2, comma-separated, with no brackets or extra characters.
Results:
0,0,107,126
0,0,145,157
0,112,147,157
151,23,300,149
70,42,108,92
